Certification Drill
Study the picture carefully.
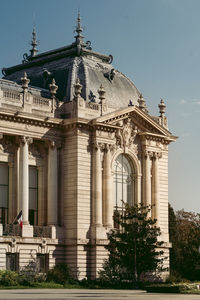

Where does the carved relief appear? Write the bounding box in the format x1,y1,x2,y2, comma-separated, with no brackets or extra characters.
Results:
115,118,138,152
29,143,43,159
0,136,16,154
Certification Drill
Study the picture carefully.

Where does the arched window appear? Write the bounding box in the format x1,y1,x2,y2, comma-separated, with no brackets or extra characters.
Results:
113,154,134,213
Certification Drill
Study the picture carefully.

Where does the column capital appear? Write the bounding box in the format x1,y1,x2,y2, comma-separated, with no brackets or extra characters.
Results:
104,143,115,152
20,136,33,145
93,140,104,151
153,151,162,159
47,140,62,149
143,150,153,159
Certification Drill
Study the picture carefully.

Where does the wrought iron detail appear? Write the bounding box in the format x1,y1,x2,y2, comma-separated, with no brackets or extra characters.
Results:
3,224,21,236
33,226,52,238
108,54,113,64
86,40,92,50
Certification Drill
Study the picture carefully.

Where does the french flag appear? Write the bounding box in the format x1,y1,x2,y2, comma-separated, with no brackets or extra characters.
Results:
16,210,23,228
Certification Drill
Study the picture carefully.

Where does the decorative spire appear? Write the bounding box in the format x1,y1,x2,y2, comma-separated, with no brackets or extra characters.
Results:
158,99,166,116
49,78,58,113
74,78,82,99
138,94,145,109
49,78,58,98
30,27,38,57
98,84,106,116
98,84,106,102
21,72,30,93
74,11,84,45
138,94,148,113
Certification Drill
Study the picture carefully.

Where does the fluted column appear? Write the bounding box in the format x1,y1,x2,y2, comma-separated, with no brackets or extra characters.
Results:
143,150,152,217
47,141,58,225
152,152,161,226
20,136,32,225
103,144,113,228
92,142,102,227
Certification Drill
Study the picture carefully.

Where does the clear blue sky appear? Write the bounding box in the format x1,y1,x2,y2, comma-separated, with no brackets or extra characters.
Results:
0,0,199,213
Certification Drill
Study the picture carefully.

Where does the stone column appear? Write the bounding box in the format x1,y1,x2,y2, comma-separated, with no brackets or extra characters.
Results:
136,174,142,205
92,142,102,227
20,136,32,225
103,144,113,228
37,166,43,226
143,150,152,216
152,152,161,226
47,141,58,225
8,162,14,223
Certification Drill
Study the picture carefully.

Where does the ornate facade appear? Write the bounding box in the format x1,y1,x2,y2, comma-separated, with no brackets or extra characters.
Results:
0,16,176,278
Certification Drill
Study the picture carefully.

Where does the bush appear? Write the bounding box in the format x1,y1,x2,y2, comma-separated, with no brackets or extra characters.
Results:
18,260,39,286
0,270,18,286
46,264,72,285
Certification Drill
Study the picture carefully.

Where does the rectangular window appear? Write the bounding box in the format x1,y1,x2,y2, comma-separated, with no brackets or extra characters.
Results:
36,254,48,273
29,166,38,225
6,253,18,271
0,163,9,225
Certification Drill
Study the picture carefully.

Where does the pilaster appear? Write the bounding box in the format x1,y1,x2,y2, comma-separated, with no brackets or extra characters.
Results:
103,144,113,228
47,140,58,225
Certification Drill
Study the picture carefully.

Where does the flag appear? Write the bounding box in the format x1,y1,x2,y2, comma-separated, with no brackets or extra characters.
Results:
16,210,23,228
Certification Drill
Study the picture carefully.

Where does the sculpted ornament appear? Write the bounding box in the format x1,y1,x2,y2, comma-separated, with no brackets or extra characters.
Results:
29,143,43,159
115,118,138,152
0,137,15,154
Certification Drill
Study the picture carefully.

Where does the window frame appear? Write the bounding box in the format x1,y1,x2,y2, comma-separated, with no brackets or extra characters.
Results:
29,166,38,225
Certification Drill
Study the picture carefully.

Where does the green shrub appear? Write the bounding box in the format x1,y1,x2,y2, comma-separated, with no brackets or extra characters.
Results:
0,270,18,286
46,264,72,285
18,260,39,286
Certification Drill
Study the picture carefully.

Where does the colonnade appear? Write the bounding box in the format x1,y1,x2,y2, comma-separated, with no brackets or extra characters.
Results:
143,150,161,225
19,136,58,226
92,142,113,230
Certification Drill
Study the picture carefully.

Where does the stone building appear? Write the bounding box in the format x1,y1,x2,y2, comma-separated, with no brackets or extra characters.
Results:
0,15,176,278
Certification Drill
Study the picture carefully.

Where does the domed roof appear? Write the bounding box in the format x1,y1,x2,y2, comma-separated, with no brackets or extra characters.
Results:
2,15,140,109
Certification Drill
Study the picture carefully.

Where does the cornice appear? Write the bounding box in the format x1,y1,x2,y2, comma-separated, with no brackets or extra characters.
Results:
139,131,177,143
0,110,63,129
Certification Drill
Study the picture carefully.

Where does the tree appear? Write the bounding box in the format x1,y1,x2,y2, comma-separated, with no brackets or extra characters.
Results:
169,206,200,280
100,203,166,284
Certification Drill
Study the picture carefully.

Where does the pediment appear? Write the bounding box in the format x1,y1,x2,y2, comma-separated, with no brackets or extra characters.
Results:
91,106,174,138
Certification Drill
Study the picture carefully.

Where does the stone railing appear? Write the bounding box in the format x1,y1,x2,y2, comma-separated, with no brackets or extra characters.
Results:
33,226,52,238
0,87,52,116
3,90,21,101
86,102,100,111
3,224,21,236
32,96,50,106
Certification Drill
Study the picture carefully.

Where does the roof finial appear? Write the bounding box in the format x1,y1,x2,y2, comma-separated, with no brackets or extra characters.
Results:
74,10,84,45
30,26,38,57
158,98,166,116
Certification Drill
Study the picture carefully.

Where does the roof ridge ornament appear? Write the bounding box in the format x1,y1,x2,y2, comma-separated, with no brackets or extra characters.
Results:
138,93,148,113
22,27,39,63
74,11,84,45
30,27,38,57
158,98,166,116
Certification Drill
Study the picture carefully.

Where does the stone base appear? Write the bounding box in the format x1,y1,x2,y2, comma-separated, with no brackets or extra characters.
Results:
49,225,64,239
90,225,107,241
22,224,33,237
